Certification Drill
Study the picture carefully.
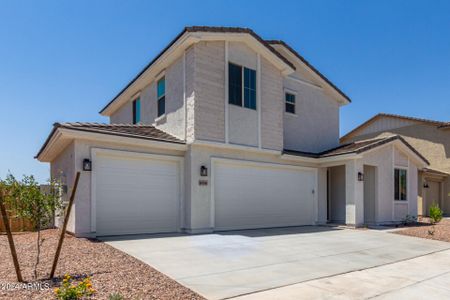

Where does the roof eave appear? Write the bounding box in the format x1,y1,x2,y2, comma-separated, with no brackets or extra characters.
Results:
267,40,351,105
36,126,187,162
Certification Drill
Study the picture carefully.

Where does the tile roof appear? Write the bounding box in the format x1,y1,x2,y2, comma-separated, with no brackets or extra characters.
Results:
284,135,429,164
35,122,184,159
56,122,184,143
341,113,450,141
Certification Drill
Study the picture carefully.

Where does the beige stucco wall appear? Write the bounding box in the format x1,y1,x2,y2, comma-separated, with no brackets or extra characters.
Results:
329,165,346,223
50,142,76,233
282,76,340,153
110,56,185,140
342,144,419,226
192,41,226,142
342,122,450,214
260,57,284,150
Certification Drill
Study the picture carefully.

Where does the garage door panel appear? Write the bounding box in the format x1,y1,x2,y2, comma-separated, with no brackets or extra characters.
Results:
214,161,315,230
94,152,180,236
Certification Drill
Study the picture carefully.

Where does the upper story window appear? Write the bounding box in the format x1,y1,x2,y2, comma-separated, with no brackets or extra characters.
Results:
394,168,407,201
285,92,296,114
157,77,166,117
229,63,256,110
132,97,141,124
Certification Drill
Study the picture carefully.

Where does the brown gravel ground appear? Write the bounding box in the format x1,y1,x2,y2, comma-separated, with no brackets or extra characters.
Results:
394,217,450,243
0,229,204,300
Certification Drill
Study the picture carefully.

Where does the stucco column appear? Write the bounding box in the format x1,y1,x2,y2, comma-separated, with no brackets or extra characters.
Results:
317,167,328,224
345,159,364,226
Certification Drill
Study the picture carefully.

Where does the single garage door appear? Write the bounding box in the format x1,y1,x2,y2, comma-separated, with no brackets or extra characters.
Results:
94,150,181,236
213,159,316,230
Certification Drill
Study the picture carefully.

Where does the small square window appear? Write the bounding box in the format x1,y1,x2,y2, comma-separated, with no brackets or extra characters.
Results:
285,93,296,114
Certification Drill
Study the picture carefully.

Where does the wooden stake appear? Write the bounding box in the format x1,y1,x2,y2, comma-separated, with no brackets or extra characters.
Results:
0,193,23,282
49,172,80,279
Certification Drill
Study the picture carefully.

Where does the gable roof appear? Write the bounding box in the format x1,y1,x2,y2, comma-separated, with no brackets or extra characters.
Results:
341,113,450,141
35,122,184,159
267,40,351,104
284,135,429,165
100,26,351,115
99,26,296,115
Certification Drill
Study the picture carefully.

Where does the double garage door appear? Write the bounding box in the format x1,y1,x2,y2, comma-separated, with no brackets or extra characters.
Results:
94,150,181,236
93,150,316,236
213,160,316,230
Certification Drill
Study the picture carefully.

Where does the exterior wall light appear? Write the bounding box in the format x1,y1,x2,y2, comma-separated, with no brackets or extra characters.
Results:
200,165,208,177
83,159,92,171
358,172,364,181
423,182,429,189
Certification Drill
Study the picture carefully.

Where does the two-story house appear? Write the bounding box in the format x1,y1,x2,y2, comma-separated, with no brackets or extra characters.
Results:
36,27,429,237
341,113,450,217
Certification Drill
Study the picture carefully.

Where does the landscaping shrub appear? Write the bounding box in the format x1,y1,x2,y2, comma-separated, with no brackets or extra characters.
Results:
109,292,125,300
429,203,443,224
402,214,417,226
54,274,95,300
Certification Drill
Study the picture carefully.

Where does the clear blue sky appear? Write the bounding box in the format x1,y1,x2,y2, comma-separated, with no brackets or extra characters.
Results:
1,0,449,183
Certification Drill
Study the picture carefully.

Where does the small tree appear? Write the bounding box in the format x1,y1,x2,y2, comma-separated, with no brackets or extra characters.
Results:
3,173,62,280
0,182,23,282
429,203,443,224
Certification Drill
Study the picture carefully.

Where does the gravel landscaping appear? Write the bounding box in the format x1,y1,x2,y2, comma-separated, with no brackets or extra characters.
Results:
394,217,450,243
0,229,204,299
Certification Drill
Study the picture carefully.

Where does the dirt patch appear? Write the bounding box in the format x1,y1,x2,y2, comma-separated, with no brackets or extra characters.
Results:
0,229,204,299
394,218,450,243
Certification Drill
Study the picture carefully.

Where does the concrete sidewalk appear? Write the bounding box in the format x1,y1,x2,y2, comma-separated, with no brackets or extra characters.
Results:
233,249,450,300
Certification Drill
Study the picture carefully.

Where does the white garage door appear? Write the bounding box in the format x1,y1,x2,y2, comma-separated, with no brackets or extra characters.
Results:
94,150,181,236
213,160,316,230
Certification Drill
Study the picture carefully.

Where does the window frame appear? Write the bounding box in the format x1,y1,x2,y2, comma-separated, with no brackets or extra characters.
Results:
394,167,408,201
228,62,257,110
132,97,141,124
284,89,297,115
156,76,166,118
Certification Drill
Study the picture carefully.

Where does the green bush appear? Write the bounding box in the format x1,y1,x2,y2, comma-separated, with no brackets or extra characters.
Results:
54,274,95,300
429,203,443,224
109,293,124,300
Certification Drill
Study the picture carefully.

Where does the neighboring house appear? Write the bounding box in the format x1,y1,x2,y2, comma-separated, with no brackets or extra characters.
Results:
36,27,428,237
341,113,450,216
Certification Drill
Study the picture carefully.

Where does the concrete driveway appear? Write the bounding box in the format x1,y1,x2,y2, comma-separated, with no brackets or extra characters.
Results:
101,227,450,300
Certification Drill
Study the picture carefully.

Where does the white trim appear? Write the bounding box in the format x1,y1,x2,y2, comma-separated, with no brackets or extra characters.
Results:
192,140,280,155
130,91,141,101
280,152,362,165
183,50,187,140
257,53,261,149
224,41,229,144
209,157,318,229
155,70,166,81
90,148,184,234
286,75,322,90
37,127,187,162
284,88,297,115
284,88,298,95
392,146,395,221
